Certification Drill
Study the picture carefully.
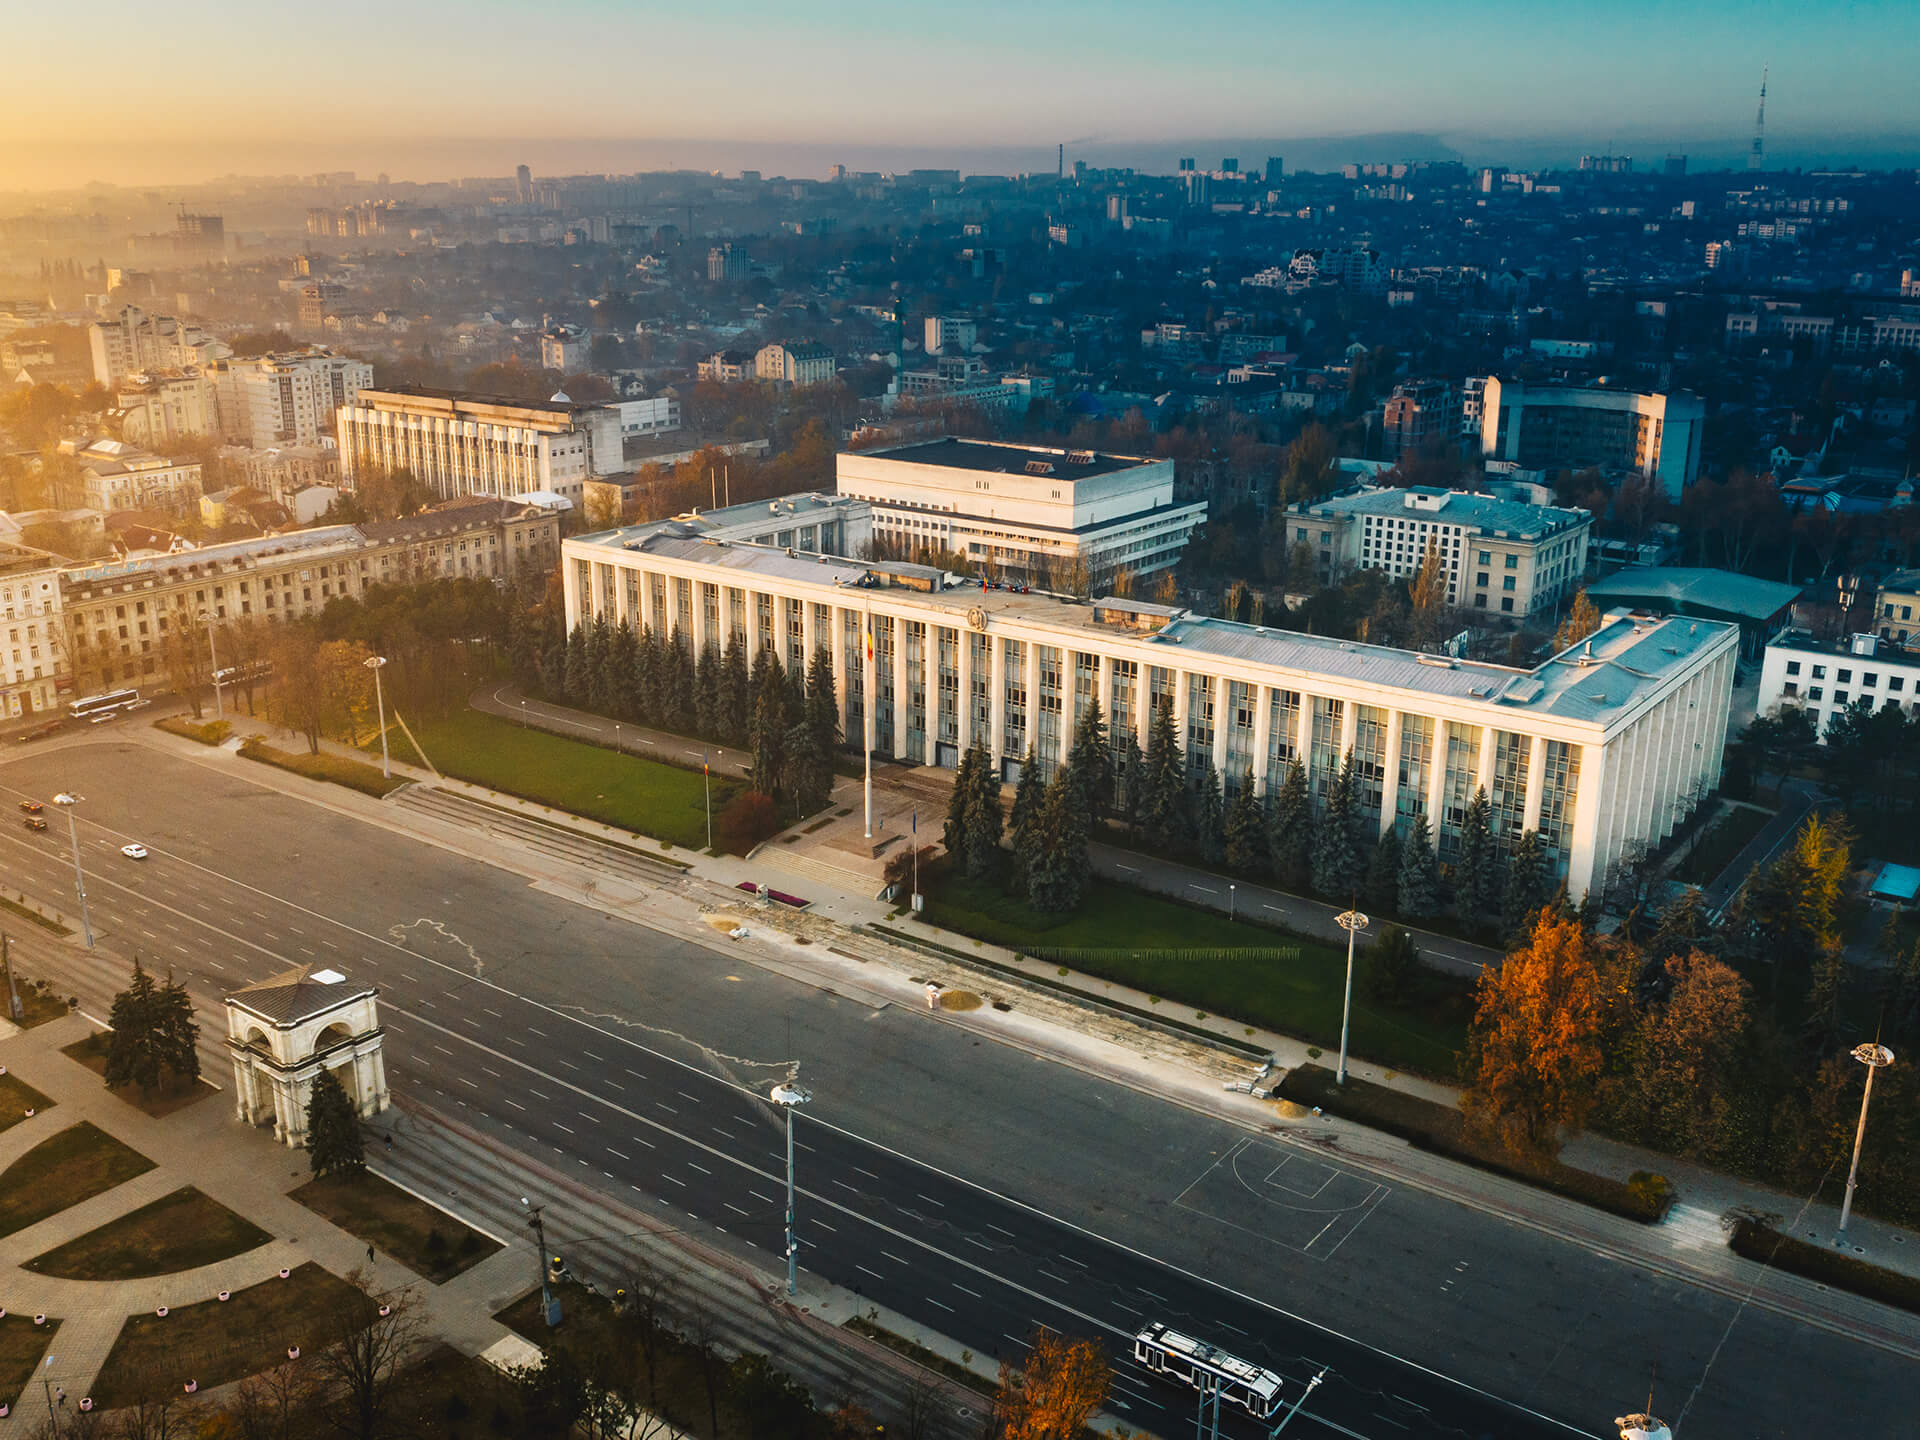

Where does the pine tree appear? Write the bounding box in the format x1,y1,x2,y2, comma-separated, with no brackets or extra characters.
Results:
1501,828,1552,939
633,627,663,726
609,623,642,720
963,747,1004,880
1008,749,1047,893
782,710,823,815
1453,787,1500,929
104,960,163,1096
664,634,696,733
305,1068,365,1180
1802,944,1846,1054
562,624,589,705
1113,730,1144,838
1027,770,1091,913
1365,828,1402,916
1311,750,1363,898
721,639,751,745
155,970,200,1085
1193,759,1226,866
749,644,790,799
1142,700,1190,855
694,640,724,739
946,740,981,870
585,615,615,715
806,646,840,756
1064,698,1111,822
1396,813,1441,920
1267,759,1313,892
1223,773,1267,874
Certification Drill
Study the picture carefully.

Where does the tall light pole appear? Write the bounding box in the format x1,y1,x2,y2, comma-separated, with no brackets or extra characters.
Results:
520,1198,562,1326
52,793,92,949
1334,907,1369,1086
1837,1041,1895,1239
770,1076,812,1296
364,656,390,778
198,610,224,720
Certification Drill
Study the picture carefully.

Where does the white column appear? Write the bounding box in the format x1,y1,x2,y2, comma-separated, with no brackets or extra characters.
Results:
1250,685,1273,796
1293,695,1312,778
923,632,939,765
989,637,1007,771
1380,709,1405,837
1210,676,1230,778
1339,695,1357,764
1171,669,1190,767
1137,666,1154,751
1522,733,1547,832
801,598,818,668
830,606,851,734
1476,724,1497,800
1023,638,1041,764
1425,719,1450,827
862,601,876,835
1566,740,1606,902
1098,654,1116,734
958,628,977,751
891,617,910,757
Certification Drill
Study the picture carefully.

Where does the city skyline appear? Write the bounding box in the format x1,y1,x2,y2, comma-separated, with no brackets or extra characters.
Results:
5,0,1919,190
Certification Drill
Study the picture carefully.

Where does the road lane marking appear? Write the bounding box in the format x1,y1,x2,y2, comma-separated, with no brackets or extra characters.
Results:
608,1148,630,1160
554,1123,574,1134
926,1297,953,1312
856,1265,885,1281
687,1162,711,1175
917,1193,946,1207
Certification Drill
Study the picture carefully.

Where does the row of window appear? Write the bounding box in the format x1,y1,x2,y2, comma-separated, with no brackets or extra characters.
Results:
1781,658,1909,690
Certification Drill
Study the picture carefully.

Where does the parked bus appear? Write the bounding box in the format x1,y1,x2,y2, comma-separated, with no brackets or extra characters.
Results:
1133,1322,1284,1419
68,688,141,721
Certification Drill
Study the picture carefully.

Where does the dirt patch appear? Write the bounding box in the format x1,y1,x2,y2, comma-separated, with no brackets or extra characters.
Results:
937,990,984,1011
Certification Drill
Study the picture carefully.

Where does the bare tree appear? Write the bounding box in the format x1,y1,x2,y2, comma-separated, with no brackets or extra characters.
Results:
311,1272,424,1440
229,1359,318,1440
895,1374,948,1440
685,1299,726,1440
615,1257,674,1412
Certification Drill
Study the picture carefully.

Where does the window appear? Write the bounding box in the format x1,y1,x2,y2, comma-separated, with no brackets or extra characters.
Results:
1810,687,1824,701
1476,572,1489,588
1501,597,1514,612
1782,681,1799,697
1478,550,1490,564
1892,677,1906,693
1503,575,1516,591
1474,594,1487,608
1864,673,1878,688
1813,665,1827,679
1838,669,1852,684
1786,660,1801,675
1505,554,1518,568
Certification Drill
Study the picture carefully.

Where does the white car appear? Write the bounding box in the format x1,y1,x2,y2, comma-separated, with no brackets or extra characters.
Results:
121,843,148,860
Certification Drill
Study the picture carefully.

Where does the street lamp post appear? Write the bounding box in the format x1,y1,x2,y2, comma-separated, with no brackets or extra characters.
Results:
1837,1041,1896,1239
52,793,92,949
1334,907,1370,1086
770,1076,812,1296
1228,883,1236,924
364,656,390,779
521,1199,562,1327
198,611,224,721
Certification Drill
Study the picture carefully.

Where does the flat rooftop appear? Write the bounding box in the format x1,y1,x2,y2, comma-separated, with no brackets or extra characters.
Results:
853,436,1154,480
1296,484,1587,540
570,530,1733,724
1587,567,1800,623
354,384,589,417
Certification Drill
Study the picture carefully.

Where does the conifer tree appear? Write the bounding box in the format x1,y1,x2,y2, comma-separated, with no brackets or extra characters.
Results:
664,634,696,733
104,959,163,1096
1142,700,1189,854
1008,749,1046,892
609,623,642,720
1193,759,1226,866
1365,828,1402,915
563,624,590,705
305,1068,365,1180
1064,698,1111,821
1501,828,1552,939
1027,770,1090,913
1396,813,1441,920
155,970,200,1085
1311,749,1363,898
1454,787,1500,929
1224,772,1267,874
946,740,982,869
585,615,615,715
633,627,663,726
721,639,751,745
806,647,840,755
694,640,724,739
963,746,1004,880
1113,730,1145,838
1267,759,1313,892
749,644,790,798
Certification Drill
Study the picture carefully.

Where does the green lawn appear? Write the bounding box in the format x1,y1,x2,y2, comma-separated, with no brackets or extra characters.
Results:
0,1313,58,1408
924,874,1471,1075
0,1071,53,1134
0,1122,155,1238
378,707,739,849
292,1171,500,1283
25,1186,271,1280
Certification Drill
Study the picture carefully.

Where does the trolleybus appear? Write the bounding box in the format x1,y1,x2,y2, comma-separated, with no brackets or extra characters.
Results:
1133,1321,1284,1419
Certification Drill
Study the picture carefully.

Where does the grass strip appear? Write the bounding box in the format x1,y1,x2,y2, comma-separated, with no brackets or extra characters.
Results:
25,1186,271,1280
1277,1064,1673,1224
375,707,740,850
843,1314,991,1395
1727,1217,1920,1315
0,1313,59,1408
0,895,70,937
292,1171,500,1284
0,1122,155,1238
0,1071,54,1135
238,738,407,798
90,1262,374,1408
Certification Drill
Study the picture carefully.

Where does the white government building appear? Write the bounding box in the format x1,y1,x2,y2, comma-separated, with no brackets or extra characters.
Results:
562,522,1736,898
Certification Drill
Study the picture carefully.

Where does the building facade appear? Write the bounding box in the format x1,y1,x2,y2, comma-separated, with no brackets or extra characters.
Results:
561,531,1736,900
1757,630,1920,737
72,438,204,514
88,305,227,385
1381,379,1460,459
335,386,623,505
1284,485,1591,618
60,501,558,694
212,350,373,449
924,316,978,354
0,543,65,718
114,369,214,446
1480,379,1704,500
754,342,835,387
837,437,1205,586
539,325,588,373
1875,570,1920,647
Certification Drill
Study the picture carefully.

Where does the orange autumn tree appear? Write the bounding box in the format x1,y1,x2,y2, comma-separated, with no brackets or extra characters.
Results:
1461,909,1611,1158
997,1329,1109,1440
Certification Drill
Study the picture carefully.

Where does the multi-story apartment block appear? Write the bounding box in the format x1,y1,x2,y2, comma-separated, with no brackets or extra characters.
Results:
1758,630,1920,737
697,350,753,382
0,543,65,719
1875,570,1920,647
60,500,559,694
88,305,228,385
613,395,681,440
562,529,1736,899
1460,376,1488,437
707,244,749,282
539,325,588,374
754,342,835,387
71,438,204,515
335,386,623,505
1284,485,1590,618
1479,379,1704,500
837,437,1205,585
211,350,373,449
924,316,978,354
298,282,347,330
1381,379,1460,459
114,368,215,447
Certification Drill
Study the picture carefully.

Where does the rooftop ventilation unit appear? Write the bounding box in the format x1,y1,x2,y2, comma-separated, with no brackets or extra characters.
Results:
1066,450,1096,464
1025,460,1055,475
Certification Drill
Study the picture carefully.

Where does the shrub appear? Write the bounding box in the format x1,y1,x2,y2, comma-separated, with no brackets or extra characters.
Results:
1727,1217,1920,1315
1626,1171,1674,1216
717,790,781,855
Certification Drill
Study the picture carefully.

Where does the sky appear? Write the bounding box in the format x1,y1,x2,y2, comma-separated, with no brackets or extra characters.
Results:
4,0,1919,190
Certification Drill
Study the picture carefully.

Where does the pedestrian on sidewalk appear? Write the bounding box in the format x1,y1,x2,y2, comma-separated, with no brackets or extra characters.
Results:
367,1244,376,1265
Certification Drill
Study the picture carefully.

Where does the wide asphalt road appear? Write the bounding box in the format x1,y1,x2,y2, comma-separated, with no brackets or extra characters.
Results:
1,739,1909,1437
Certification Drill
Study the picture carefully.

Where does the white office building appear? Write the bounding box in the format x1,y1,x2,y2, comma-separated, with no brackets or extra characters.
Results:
212,350,373,449
336,386,624,506
924,315,978,354
1756,630,1920,737
1285,485,1591,618
561,530,1737,900
1479,379,1704,500
837,437,1205,586
0,543,65,719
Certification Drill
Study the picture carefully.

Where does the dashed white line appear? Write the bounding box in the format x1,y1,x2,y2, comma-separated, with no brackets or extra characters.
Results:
687,1162,711,1176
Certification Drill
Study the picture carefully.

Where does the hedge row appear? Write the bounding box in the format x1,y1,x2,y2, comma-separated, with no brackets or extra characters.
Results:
155,716,232,746
1727,1218,1920,1316
238,738,406,799
1277,1064,1673,1224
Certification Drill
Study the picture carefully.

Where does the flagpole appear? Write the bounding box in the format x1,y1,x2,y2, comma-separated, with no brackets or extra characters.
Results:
703,749,712,851
863,600,874,840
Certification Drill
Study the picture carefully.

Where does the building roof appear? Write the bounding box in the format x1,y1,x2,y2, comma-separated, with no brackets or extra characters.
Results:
1585,567,1800,624
1293,484,1588,540
355,498,546,545
63,524,363,587
227,966,375,1026
854,436,1153,480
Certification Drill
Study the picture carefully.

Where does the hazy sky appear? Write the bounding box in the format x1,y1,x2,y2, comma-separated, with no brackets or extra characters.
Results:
5,0,1918,189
